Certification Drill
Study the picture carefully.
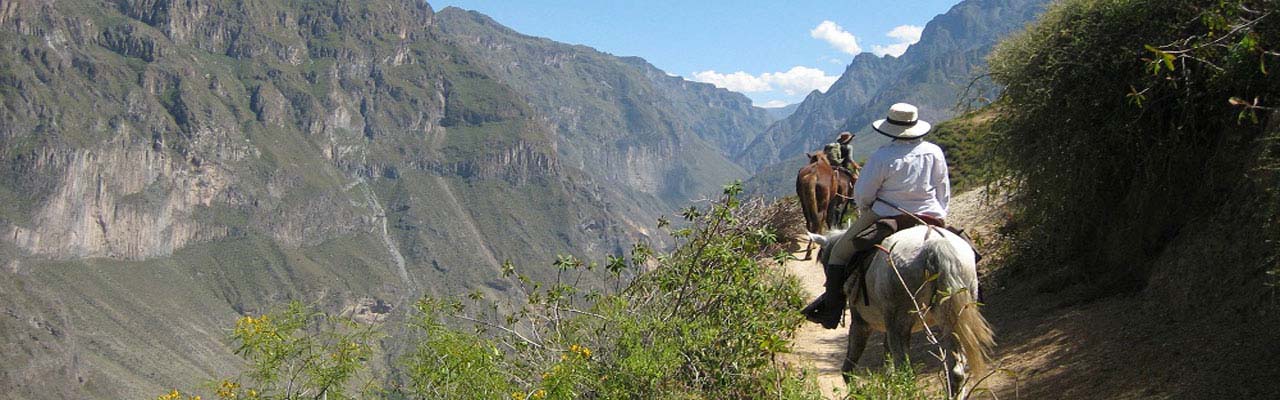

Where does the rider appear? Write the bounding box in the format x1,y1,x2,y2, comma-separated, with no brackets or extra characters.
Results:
824,132,856,173
834,131,855,171
802,102,951,329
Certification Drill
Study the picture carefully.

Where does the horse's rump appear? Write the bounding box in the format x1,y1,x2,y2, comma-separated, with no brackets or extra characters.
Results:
847,226,994,376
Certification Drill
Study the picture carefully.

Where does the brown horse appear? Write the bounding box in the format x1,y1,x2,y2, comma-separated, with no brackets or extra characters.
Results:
796,151,857,259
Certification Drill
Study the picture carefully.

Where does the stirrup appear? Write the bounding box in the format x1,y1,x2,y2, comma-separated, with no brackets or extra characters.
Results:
802,293,843,329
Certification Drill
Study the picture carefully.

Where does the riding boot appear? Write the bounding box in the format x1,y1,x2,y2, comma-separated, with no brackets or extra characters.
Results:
802,262,853,329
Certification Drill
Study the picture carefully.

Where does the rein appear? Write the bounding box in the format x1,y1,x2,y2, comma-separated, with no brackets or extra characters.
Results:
877,198,947,242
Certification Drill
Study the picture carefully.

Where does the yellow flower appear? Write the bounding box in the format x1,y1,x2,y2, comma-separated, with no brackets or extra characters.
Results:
216,380,239,398
511,391,526,400
532,389,547,399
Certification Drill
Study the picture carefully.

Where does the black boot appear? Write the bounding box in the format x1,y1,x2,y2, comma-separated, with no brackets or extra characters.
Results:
802,290,847,329
802,263,853,329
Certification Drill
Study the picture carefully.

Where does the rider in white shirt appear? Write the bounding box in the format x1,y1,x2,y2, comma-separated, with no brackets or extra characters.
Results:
803,103,952,329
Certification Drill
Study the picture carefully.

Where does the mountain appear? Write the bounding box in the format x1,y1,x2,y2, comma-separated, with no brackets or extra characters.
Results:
764,103,801,121
739,0,1051,185
0,1,769,398
436,7,772,206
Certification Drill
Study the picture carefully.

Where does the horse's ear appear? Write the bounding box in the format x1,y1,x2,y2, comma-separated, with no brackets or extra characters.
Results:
808,233,829,247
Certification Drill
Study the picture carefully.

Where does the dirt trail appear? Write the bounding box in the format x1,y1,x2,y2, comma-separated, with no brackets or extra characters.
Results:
779,250,850,399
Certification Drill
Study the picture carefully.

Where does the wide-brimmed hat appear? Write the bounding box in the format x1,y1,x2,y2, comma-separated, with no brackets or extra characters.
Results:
872,103,932,140
836,131,853,143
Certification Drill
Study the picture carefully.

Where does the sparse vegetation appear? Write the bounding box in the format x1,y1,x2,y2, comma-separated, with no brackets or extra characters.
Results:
928,110,1001,192
842,363,930,400
162,182,825,399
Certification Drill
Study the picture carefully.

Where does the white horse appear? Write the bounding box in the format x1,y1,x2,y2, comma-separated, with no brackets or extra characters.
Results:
810,224,994,396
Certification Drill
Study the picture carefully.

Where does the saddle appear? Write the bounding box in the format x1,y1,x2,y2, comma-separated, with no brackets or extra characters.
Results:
834,166,858,179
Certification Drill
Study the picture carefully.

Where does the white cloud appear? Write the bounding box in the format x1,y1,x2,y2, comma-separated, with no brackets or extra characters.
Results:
690,66,839,97
761,66,839,96
810,20,862,55
886,25,924,43
689,70,771,93
871,43,911,57
758,100,790,108
872,24,924,57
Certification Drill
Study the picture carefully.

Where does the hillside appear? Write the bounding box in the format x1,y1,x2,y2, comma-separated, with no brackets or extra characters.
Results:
764,103,801,121
740,0,1050,198
0,0,769,397
436,7,772,206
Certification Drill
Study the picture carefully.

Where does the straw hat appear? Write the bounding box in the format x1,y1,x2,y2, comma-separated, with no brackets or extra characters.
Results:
871,103,932,140
836,131,853,144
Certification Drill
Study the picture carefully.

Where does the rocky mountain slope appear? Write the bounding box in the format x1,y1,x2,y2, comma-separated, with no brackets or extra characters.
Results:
0,0,769,398
739,0,1051,186
436,7,772,206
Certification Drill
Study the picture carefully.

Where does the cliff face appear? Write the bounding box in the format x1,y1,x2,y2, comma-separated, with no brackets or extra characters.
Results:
0,0,719,397
738,0,1051,176
435,8,772,206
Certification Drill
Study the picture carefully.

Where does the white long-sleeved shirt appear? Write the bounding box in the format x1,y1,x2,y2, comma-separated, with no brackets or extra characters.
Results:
853,139,950,219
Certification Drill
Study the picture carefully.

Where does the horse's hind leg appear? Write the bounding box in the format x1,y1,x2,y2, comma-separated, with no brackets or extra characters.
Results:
883,313,914,368
841,311,871,382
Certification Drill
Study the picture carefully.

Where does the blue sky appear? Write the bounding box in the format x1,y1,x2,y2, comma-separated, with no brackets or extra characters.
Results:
429,0,962,107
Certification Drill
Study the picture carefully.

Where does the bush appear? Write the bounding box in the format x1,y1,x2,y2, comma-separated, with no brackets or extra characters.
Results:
161,302,382,400
842,363,930,400
986,0,1280,290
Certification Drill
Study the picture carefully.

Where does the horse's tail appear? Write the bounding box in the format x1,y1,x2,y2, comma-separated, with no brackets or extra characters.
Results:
922,233,995,375
797,174,821,233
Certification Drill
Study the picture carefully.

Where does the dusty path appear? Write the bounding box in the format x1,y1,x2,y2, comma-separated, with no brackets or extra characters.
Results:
779,249,850,399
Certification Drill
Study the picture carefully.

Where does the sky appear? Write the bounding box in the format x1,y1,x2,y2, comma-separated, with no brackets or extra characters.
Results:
428,0,962,108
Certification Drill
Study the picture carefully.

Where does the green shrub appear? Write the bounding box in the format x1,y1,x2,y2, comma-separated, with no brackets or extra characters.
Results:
842,363,930,400
986,0,1280,289
398,298,515,399
165,302,382,400
433,181,818,399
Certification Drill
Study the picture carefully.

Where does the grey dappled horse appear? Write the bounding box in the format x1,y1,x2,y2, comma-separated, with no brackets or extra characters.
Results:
810,225,994,396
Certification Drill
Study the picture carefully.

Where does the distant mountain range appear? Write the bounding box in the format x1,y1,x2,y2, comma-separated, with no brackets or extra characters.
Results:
435,7,772,206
